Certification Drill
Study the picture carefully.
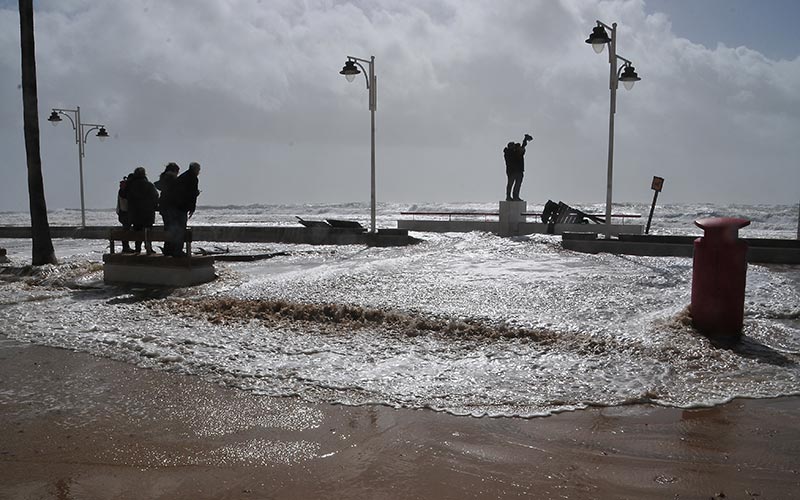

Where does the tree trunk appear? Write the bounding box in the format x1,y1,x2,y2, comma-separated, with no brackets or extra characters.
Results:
19,0,57,265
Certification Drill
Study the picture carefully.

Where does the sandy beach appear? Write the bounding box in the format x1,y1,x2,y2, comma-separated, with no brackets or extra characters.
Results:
1,336,797,499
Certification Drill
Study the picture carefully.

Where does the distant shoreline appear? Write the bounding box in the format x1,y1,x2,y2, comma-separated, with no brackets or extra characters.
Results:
0,200,798,215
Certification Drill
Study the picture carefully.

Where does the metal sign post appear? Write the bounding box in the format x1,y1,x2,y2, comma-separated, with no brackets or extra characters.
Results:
645,176,664,234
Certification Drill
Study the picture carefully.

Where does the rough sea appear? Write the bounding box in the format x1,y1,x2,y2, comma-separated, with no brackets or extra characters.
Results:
1,201,798,418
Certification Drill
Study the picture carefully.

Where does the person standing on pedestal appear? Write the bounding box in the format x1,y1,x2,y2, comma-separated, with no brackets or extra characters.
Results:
504,133,533,201
168,161,201,258
125,166,159,255
155,162,180,256
115,175,134,253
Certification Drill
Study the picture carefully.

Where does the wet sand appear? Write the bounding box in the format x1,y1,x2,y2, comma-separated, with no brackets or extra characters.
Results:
1,337,798,499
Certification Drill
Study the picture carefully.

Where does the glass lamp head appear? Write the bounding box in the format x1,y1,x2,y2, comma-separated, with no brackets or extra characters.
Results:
340,60,360,82
48,110,62,126
619,65,641,90
586,25,611,53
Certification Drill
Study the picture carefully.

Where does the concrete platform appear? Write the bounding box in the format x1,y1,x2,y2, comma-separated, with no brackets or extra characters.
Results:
102,254,216,287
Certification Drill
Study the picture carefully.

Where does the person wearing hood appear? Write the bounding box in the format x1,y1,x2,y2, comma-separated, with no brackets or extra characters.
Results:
126,166,159,254
155,162,180,256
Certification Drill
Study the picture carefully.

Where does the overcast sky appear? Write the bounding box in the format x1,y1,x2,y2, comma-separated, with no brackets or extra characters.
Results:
1,0,798,212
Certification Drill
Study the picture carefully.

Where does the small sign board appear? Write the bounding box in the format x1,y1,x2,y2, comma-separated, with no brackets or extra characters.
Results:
651,176,664,192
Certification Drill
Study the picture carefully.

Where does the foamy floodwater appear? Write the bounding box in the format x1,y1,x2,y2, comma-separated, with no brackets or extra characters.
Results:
1,203,798,417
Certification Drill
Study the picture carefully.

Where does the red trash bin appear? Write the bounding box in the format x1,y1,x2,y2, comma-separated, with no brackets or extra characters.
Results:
690,217,750,341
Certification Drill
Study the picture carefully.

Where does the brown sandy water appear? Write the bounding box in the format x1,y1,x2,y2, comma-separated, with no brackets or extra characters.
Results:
1,337,798,499
156,296,566,340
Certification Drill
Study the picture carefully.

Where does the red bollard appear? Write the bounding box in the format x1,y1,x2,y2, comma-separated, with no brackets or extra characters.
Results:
691,217,750,342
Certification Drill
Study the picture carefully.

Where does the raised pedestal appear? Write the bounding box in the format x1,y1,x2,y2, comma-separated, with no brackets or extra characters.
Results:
499,200,527,236
103,254,216,287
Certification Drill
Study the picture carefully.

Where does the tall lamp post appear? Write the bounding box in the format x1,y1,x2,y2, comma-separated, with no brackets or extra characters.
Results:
585,21,641,238
339,55,377,233
48,106,109,228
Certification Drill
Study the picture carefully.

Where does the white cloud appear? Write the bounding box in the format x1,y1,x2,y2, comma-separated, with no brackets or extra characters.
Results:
1,0,798,212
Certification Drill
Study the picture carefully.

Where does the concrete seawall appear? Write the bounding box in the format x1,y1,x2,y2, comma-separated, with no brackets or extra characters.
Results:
397,200,643,237
0,226,420,247
561,232,800,264
396,219,641,237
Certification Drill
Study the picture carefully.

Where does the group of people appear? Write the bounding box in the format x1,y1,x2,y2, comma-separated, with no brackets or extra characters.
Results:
113,138,527,250
115,162,202,257
503,133,533,201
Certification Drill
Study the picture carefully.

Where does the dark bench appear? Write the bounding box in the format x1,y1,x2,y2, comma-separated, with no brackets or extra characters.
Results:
542,200,594,224
539,200,640,225
108,228,193,255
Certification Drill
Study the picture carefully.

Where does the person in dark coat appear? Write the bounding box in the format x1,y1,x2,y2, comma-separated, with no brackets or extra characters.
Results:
125,166,159,254
115,175,133,253
166,161,201,257
504,133,533,201
155,162,180,256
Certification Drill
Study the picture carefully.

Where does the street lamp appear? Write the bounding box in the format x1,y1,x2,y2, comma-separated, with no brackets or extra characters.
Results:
340,55,377,233
585,21,641,238
48,106,108,227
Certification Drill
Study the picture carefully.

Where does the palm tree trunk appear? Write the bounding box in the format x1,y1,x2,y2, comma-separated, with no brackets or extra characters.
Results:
19,0,57,265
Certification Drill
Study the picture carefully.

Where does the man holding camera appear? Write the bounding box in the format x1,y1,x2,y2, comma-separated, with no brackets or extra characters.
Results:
503,133,533,201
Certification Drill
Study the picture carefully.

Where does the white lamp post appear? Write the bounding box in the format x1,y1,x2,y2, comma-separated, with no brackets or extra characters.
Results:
586,21,641,238
340,55,377,233
48,106,109,227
